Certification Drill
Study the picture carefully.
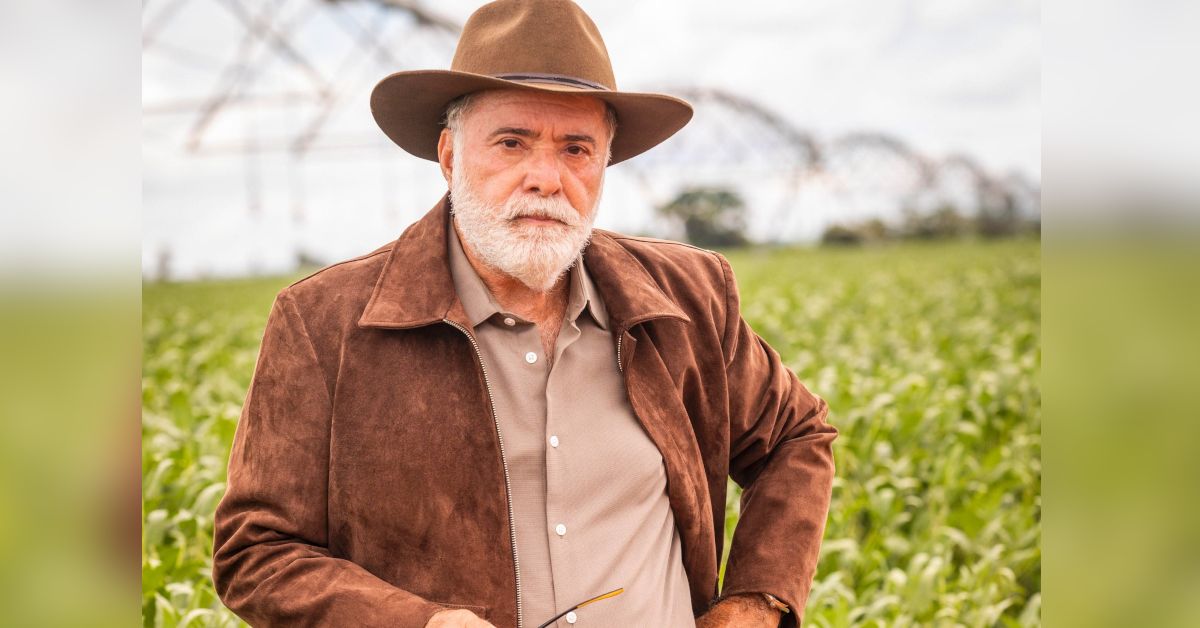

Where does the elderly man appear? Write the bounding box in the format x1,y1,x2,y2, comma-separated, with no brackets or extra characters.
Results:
212,1,836,627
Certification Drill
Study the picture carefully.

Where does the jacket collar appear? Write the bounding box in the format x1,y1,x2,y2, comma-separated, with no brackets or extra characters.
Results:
357,193,691,331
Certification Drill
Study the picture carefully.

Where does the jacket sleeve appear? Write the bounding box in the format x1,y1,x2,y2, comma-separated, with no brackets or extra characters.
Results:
211,288,448,627
713,254,838,627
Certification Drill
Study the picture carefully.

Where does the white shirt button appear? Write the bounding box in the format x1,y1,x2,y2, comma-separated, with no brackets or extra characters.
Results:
525,351,538,364
549,435,560,448
555,523,567,536
565,611,578,624
503,317,516,326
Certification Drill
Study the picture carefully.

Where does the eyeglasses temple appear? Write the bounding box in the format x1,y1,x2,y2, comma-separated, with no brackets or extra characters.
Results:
535,587,624,628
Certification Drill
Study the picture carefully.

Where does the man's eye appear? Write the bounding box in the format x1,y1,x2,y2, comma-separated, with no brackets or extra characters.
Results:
566,145,588,156
500,139,521,149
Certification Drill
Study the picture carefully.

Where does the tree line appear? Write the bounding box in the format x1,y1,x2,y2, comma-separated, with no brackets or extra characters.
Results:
656,186,1040,248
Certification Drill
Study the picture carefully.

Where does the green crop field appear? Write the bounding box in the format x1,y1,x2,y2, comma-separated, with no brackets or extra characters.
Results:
142,238,1040,627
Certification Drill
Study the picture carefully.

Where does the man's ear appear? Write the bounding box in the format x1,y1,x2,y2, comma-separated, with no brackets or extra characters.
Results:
437,129,454,184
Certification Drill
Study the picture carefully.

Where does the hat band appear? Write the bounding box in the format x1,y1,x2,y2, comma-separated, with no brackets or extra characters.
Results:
493,72,610,91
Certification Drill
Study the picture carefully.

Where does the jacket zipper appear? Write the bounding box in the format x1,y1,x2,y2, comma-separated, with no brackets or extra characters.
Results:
443,318,523,628
616,333,624,373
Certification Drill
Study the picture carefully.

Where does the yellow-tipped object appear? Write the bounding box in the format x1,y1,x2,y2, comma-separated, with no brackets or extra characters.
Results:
535,587,625,628
575,587,624,608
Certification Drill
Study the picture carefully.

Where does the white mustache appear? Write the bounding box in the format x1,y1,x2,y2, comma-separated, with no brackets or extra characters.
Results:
501,194,585,227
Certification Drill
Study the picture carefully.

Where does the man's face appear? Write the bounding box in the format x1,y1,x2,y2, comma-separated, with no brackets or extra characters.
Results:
438,89,612,292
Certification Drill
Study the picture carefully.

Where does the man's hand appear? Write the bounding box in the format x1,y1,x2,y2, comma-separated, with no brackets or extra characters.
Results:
424,608,496,627
695,593,782,628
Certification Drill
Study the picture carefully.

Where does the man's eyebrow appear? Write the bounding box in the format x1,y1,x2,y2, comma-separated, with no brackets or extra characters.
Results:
487,128,597,146
563,133,597,146
489,127,537,138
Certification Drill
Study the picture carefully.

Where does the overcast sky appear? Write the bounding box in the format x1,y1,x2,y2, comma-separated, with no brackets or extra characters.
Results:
138,0,1040,279
435,0,1040,176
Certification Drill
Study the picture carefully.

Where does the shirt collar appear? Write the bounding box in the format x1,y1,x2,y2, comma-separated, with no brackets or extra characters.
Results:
447,219,609,331
568,250,610,330
357,194,690,332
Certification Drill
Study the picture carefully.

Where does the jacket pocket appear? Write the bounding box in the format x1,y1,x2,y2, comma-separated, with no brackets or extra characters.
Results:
430,599,488,618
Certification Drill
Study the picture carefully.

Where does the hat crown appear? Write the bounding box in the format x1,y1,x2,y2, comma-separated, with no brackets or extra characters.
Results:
451,0,617,90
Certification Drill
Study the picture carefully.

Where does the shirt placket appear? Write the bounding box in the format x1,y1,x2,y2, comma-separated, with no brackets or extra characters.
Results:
495,316,558,623
545,317,584,625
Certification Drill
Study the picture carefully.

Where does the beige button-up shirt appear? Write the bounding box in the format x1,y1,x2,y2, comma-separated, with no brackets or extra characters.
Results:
447,223,695,627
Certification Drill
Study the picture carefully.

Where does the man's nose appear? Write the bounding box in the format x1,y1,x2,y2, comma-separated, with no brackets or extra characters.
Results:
521,147,564,197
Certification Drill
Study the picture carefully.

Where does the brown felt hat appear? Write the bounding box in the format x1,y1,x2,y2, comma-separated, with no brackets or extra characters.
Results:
370,0,693,166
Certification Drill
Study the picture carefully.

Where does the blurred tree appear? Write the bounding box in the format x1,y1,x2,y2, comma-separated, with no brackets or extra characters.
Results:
820,218,894,246
859,218,892,241
977,186,1021,238
820,224,864,246
658,187,749,248
902,205,969,240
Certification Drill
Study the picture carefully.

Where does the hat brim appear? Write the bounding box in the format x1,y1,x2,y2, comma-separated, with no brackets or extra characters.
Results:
370,70,693,166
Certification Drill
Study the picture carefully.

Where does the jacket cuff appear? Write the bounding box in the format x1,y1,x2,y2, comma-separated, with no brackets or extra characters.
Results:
716,585,801,628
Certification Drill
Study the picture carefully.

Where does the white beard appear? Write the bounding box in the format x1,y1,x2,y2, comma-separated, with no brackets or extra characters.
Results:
449,163,600,293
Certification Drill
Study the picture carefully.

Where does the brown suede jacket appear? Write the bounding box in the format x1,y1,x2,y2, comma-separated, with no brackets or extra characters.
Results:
211,195,837,628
